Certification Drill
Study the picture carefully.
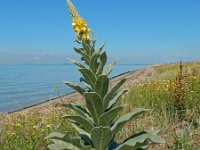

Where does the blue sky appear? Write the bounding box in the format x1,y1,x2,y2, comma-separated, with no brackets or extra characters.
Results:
0,0,200,64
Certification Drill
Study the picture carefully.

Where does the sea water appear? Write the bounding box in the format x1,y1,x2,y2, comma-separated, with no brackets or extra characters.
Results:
0,64,147,112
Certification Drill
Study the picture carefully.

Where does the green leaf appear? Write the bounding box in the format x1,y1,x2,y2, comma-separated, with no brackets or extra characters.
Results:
64,81,85,95
84,92,104,125
71,123,90,138
82,40,93,55
45,132,65,140
49,137,93,150
48,139,80,150
99,106,124,126
107,89,128,109
74,47,90,64
95,75,109,99
111,108,148,135
89,52,99,73
89,44,105,73
91,39,96,48
97,42,106,53
46,132,93,150
63,115,94,133
74,39,82,44
103,78,127,108
62,104,91,121
79,68,96,89
67,58,86,69
116,131,165,150
91,127,113,150
97,52,107,75
104,60,117,75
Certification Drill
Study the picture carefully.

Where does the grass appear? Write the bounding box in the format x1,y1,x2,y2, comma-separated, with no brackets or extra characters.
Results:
0,108,76,150
0,61,200,149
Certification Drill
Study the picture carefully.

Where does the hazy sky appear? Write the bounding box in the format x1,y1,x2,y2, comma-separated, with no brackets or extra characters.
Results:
0,0,200,64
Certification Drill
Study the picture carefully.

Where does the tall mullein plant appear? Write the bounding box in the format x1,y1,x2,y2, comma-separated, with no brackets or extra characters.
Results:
46,0,165,149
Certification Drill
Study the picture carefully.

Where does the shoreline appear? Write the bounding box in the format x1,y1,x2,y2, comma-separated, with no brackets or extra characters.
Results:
3,65,156,115
6,70,133,114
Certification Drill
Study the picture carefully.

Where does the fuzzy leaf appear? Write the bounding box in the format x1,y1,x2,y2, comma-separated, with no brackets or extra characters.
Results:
74,47,90,64
115,131,165,150
48,139,80,150
97,42,106,53
82,41,93,55
99,106,124,126
104,60,117,75
71,123,90,138
97,52,107,75
107,89,128,109
111,108,148,135
62,104,91,120
84,92,104,125
45,132,65,140
63,115,94,132
103,78,127,108
67,58,86,69
64,81,85,95
46,133,93,150
91,127,113,150
79,68,96,89
90,52,99,73
49,138,93,150
95,75,109,99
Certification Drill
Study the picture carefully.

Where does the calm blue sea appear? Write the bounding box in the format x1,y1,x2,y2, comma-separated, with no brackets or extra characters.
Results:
0,64,147,112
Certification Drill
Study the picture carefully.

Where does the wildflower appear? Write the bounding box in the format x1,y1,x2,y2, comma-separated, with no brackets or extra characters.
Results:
72,18,91,40
192,76,197,80
32,125,37,129
6,131,11,135
67,0,91,40
15,123,21,127
46,124,51,128
11,132,16,136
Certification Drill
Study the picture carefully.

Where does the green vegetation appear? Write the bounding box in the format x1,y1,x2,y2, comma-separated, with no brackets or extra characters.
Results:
0,61,200,149
0,0,200,148
44,0,164,149
121,61,200,149
0,107,76,149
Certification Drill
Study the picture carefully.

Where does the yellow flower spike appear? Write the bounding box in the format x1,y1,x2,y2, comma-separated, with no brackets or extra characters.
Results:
67,0,91,41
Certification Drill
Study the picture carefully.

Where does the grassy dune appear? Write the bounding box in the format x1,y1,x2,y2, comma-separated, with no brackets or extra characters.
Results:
0,61,200,150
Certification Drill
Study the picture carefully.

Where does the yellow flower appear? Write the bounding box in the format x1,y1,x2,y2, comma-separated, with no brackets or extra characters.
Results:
192,76,197,80
32,125,37,129
6,131,11,135
15,123,21,127
11,132,16,136
67,0,91,40
46,124,51,128
71,18,91,40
